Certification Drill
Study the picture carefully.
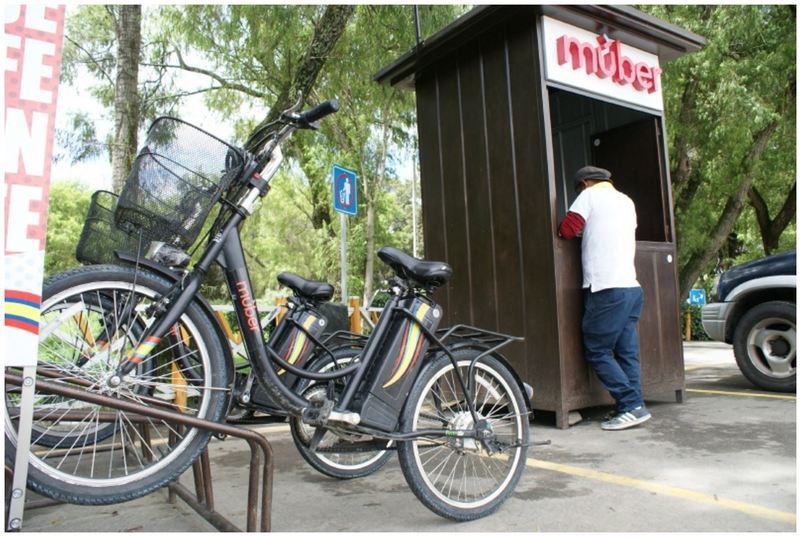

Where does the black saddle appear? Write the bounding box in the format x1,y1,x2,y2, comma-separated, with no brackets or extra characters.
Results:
378,247,452,289
277,272,334,302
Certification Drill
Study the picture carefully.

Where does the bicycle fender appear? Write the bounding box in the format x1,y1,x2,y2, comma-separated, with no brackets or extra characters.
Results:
427,344,533,412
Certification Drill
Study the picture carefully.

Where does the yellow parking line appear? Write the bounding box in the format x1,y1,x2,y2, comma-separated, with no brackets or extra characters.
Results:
687,388,796,400
527,458,796,525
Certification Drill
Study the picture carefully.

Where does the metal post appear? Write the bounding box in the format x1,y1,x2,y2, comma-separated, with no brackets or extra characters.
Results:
412,156,419,258
340,212,347,303
413,5,422,49
6,366,36,531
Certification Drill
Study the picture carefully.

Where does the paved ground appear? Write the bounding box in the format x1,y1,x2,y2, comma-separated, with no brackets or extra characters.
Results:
17,342,797,532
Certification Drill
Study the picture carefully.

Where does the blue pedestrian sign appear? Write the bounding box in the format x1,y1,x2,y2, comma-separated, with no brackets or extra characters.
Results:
332,165,357,216
689,288,707,306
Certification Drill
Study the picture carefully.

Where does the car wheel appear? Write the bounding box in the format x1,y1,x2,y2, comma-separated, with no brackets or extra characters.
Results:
733,301,796,392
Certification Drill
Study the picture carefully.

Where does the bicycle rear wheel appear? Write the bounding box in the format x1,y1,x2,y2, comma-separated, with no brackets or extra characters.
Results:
290,348,393,479
397,350,529,521
4,265,229,505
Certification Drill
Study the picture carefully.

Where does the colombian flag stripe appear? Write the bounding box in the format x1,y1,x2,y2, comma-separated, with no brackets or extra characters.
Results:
6,302,41,321
5,296,40,308
5,290,42,335
383,303,430,388
5,290,41,305
6,316,39,334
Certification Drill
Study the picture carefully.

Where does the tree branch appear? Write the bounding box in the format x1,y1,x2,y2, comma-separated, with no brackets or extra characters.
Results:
678,119,780,296
64,35,115,86
171,48,268,99
244,5,356,153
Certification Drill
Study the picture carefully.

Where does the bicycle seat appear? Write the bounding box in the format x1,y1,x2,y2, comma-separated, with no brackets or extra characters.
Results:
378,247,452,289
277,272,334,302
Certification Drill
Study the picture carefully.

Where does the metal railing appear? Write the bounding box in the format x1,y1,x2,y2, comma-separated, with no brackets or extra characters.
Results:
5,372,274,532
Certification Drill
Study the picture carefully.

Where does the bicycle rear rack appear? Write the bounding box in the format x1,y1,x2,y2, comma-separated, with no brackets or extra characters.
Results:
5,372,274,532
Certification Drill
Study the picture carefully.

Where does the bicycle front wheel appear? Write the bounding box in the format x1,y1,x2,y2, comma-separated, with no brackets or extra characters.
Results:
4,264,229,505
397,350,529,521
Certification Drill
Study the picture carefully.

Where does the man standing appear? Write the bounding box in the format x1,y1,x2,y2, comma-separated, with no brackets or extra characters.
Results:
558,166,650,431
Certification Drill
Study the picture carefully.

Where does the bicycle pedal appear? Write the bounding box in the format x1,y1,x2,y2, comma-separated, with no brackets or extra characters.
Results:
302,398,334,427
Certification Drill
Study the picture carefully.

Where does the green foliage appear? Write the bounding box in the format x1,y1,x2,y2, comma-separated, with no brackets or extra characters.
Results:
43,182,92,276
641,5,796,287
680,303,710,342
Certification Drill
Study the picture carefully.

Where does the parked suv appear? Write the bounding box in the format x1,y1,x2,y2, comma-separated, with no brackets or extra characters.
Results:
701,251,796,392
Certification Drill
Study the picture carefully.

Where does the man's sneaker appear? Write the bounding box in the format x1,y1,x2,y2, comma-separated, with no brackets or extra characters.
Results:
601,406,651,431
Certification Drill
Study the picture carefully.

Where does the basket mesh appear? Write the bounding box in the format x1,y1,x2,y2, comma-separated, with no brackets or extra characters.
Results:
76,190,153,265
115,117,244,249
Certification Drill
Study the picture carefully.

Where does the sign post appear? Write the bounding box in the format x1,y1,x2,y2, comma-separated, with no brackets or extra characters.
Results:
4,4,66,530
332,165,357,303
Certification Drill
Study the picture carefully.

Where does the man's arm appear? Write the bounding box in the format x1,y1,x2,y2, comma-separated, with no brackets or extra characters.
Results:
558,211,585,239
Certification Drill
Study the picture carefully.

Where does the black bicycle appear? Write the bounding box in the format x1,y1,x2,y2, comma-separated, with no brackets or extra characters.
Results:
4,98,530,521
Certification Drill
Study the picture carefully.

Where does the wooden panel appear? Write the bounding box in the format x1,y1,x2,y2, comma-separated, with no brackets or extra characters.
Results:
479,35,527,366
436,60,472,327
635,242,685,393
416,76,451,323
506,21,559,391
457,45,498,330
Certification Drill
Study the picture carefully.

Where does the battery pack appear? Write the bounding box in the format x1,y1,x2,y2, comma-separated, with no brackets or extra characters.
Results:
352,297,441,430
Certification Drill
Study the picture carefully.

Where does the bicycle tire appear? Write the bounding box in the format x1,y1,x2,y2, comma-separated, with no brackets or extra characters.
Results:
4,264,229,505
397,350,529,521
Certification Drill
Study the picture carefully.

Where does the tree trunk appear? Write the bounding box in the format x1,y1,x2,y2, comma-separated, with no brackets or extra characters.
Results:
678,120,779,296
748,182,797,255
110,5,142,193
362,116,390,305
244,5,355,153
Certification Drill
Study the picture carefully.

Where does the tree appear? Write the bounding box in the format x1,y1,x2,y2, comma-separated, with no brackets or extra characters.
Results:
43,182,92,276
60,6,185,189
108,6,142,192
642,5,796,296
312,6,463,303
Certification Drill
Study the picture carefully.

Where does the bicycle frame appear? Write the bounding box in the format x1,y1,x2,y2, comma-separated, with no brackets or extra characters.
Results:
109,123,523,444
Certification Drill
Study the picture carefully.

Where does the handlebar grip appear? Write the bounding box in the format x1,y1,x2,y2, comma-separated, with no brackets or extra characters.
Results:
299,99,339,124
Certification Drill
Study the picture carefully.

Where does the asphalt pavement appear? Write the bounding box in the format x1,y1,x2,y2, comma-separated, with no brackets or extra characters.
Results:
16,342,797,532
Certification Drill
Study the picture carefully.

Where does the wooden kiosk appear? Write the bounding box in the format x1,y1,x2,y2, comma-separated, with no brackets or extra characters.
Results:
376,6,705,428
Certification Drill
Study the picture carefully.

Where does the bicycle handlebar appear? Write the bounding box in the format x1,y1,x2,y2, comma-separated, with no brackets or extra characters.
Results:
297,99,339,125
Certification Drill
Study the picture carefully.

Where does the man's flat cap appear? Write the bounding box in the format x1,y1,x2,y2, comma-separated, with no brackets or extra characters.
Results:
574,165,612,185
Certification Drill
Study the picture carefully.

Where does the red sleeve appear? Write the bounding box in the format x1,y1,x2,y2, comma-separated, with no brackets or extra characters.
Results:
558,211,585,240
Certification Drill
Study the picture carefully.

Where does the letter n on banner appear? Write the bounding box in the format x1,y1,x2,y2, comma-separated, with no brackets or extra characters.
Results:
4,5,66,367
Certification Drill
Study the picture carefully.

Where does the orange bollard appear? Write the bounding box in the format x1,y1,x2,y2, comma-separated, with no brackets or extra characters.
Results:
349,296,362,334
275,297,288,325
685,309,692,341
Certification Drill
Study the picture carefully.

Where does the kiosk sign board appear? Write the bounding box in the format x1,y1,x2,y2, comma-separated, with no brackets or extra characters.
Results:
541,16,664,112
4,4,66,367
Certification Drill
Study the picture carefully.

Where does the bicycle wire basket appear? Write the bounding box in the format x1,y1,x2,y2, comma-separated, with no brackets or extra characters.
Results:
115,117,245,249
76,189,155,265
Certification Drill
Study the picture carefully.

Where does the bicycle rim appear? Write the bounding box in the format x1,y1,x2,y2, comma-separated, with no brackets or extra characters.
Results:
410,360,525,509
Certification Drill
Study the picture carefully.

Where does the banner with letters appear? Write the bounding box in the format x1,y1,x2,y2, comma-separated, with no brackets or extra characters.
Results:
4,4,66,367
